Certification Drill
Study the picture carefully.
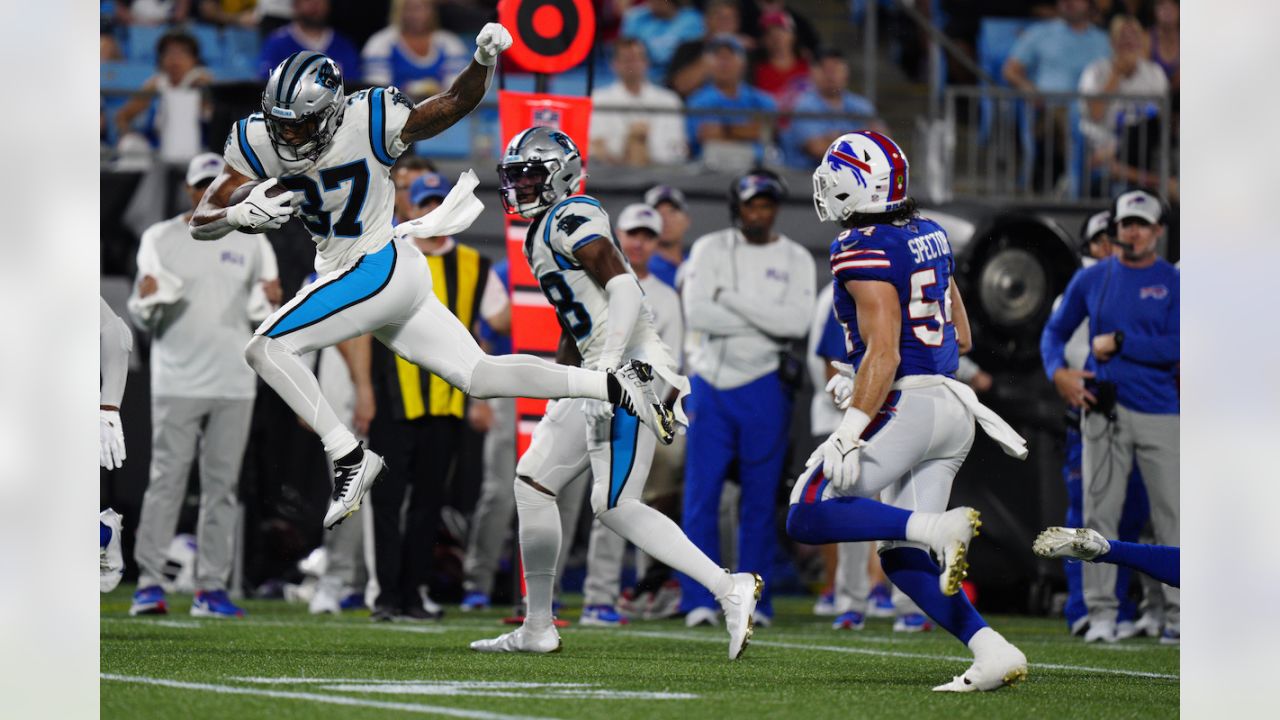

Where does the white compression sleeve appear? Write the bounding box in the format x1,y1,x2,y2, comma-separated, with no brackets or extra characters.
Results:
99,298,132,406
514,479,561,631
598,501,733,600
596,274,644,370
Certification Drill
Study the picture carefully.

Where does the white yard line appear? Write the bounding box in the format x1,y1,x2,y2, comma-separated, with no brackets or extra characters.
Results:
100,674,559,720
617,630,1179,681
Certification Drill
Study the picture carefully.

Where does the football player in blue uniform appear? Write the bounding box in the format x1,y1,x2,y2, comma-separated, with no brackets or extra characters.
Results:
1034,527,1180,590
188,25,675,532
785,131,1030,692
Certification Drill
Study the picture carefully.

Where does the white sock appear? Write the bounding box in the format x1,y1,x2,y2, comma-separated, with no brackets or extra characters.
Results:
598,501,731,598
514,480,561,632
469,355,608,401
904,511,939,546
967,626,1005,657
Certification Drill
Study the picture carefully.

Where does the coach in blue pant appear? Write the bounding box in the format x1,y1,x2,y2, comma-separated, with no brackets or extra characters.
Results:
678,171,816,625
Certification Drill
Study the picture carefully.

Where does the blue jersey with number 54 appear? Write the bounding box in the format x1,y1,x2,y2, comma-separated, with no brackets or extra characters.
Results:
223,86,416,274
829,218,959,379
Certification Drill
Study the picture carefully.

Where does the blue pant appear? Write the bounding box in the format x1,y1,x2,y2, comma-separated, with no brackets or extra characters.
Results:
679,372,791,616
1062,425,1150,629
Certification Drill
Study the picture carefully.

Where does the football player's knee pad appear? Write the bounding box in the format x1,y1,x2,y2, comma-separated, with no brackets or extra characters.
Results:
514,476,556,512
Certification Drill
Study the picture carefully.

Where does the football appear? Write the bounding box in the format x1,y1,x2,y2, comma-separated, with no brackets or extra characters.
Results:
227,179,287,206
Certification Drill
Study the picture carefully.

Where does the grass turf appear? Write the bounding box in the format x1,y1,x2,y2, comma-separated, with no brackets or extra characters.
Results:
101,587,1178,719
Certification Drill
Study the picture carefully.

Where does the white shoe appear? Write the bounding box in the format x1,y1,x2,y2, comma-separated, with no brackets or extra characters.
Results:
324,449,386,529
100,509,125,593
929,507,981,596
1032,527,1110,561
470,625,562,654
610,360,676,445
685,606,719,628
309,583,341,615
719,573,762,660
1084,619,1117,643
933,631,1028,692
1114,620,1139,640
1133,613,1163,638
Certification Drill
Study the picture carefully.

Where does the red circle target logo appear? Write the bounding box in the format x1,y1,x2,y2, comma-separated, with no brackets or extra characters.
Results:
498,0,596,74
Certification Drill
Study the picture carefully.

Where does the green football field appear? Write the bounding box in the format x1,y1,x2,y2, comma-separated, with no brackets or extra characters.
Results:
101,587,1178,719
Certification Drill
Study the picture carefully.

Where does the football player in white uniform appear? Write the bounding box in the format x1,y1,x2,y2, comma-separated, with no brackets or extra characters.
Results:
469,127,761,659
189,25,675,531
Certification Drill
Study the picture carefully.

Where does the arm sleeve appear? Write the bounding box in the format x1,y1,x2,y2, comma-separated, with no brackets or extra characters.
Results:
1122,277,1180,364
596,274,645,370
681,236,757,335
718,246,816,339
1041,271,1091,381
372,86,417,161
100,298,133,407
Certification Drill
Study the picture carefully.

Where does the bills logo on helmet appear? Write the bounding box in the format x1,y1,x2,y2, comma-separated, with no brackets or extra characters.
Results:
826,140,872,187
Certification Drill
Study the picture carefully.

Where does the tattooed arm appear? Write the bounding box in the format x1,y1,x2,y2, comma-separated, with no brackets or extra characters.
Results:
398,60,494,144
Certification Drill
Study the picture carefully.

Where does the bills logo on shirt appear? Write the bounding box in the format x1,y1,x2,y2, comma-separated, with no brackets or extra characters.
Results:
766,268,790,282
1139,285,1169,300
221,251,246,266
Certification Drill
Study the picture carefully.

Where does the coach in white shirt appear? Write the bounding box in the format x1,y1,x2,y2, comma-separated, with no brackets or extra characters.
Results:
678,170,815,626
126,153,281,618
590,37,688,166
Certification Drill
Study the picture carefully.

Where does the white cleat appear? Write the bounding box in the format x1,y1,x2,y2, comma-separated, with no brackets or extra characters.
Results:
100,509,125,593
611,360,676,445
720,572,763,660
324,449,386,530
933,635,1028,692
1084,619,1118,643
930,507,981,596
470,625,562,654
1032,527,1111,561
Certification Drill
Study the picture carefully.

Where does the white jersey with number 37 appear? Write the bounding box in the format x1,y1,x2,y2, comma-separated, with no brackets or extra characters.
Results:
223,87,414,274
524,195,674,371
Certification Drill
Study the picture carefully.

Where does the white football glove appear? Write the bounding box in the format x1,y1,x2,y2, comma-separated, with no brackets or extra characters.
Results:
100,409,126,470
227,178,296,231
582,398,615,425
474,23,513,66
806,432,864,493
825,373,854,410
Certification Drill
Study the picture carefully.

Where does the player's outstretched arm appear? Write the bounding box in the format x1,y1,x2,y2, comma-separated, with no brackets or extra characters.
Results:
399,23,512,144
189,166,254,240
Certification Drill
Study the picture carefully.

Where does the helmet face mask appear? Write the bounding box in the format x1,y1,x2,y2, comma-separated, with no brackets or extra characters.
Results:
262,52,345,163
498,127,584,218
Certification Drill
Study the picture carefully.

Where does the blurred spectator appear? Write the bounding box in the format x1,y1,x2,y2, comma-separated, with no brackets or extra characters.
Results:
1003,0,1110,94
643,185,690,289
115,0,192,25
125,153,281,619
1040,188,1180,644
102,30,124,62
667,0,751,98
260,0,361,80
751,10,809,108
198,0,260,29
1150,0,1178,91
738,0,819,58
781,49,879,168
590,38,688,166
365,171,509,622
1096,0,1153,27
362,0,468,98
114,30,213,163
391,154,435,224
257,0,295,35
1078,15,1169,194
685,35,777,161
621,0,706,82
679,169,814,627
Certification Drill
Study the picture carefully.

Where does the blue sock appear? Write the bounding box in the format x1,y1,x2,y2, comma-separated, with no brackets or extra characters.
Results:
1098,541,1180,588
100,521,111,549
786,498,911,545
880,547,988,645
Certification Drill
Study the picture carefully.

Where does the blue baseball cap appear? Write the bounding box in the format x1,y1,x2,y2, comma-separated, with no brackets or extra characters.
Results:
411,172,453,206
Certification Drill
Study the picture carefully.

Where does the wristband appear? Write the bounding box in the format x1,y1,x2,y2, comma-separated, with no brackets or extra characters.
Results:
835,407,871,443
1113,330,1125,354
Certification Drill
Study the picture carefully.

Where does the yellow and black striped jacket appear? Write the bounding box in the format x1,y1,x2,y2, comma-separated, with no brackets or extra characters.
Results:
373,242,491,420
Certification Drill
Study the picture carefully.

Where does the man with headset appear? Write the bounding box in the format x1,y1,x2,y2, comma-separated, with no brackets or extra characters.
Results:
679,168,816,627
1040,189,1180,644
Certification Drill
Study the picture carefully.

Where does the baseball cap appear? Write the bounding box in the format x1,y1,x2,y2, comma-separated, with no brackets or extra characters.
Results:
705,33,746,56
616,203,664,235
411,172,453,206
1113,189,1162,225
760,10,794,32
644,185,687,211
733,172,786,204
186,152,224,187
1082,210,1111,242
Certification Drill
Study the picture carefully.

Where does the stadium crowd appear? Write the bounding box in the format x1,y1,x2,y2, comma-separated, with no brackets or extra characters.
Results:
101,0,1179,642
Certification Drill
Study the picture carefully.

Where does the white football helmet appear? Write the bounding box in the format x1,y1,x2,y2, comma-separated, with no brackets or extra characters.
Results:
812,131,910,223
